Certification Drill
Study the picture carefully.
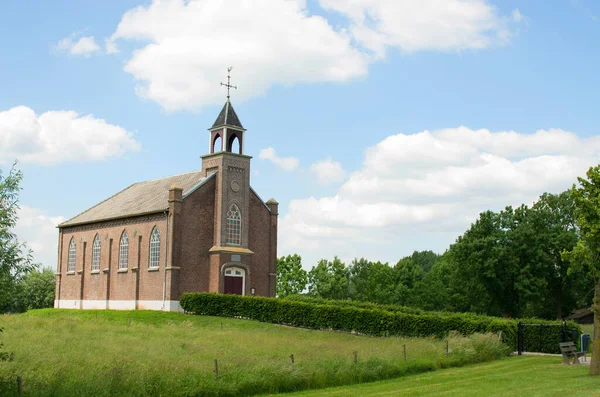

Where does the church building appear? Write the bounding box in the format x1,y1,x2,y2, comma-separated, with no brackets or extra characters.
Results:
54,83,278,312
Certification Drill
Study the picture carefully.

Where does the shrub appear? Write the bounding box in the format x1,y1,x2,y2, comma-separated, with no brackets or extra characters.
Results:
181,293,579,353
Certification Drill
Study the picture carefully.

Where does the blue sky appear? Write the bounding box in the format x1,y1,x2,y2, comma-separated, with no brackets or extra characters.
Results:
1,0,599,269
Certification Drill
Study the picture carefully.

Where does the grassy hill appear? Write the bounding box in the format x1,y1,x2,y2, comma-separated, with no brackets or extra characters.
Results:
0,309,508,396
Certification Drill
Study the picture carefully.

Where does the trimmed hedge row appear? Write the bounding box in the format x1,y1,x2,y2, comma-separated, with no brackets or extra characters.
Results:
282,295,425,315
180,293,579,353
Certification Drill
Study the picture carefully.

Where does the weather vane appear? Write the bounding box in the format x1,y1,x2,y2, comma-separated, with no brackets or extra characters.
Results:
220,66,237,100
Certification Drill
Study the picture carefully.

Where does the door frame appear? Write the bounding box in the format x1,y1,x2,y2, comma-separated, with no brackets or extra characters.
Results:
223,266,246,296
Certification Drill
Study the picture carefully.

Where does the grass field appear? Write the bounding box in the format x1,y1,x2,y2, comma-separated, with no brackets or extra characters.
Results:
264,356,599,396
0,309,508,396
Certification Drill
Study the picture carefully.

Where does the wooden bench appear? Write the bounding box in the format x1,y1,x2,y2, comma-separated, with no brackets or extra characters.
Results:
559,342,586,365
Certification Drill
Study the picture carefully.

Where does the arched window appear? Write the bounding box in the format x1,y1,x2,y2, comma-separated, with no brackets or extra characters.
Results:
212,135,222,153
228,134,241,154
92,234,101,271
149,227,160,269
226,204,241,245
119,231,129,270
67,238,76,273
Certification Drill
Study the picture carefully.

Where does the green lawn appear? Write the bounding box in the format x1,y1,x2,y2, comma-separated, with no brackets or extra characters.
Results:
265,356,599,397
0,309,508,396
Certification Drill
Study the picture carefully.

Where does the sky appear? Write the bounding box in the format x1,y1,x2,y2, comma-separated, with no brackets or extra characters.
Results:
1,0,599,271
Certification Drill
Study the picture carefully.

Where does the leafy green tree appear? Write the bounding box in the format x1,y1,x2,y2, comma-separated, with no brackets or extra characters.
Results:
349,258,394,304
408,250,439,274
307,257,350,300
16,267,55,310
393,257,424,306
0,163,34,313
529,192,589,319
565,165,600,375
276,254,307,297
445,209,516,316
413,254,454,311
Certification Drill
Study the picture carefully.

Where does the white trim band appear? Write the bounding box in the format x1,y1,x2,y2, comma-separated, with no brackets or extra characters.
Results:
54,299,182,312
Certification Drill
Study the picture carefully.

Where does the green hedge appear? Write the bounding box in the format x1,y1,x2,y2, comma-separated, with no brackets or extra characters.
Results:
180,293,579,354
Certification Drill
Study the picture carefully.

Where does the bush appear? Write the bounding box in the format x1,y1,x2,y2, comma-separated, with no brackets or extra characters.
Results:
180,293,579,354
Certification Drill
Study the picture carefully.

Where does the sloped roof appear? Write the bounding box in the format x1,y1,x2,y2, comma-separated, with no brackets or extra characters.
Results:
59,171,213,227
567,307,593,320
211,100,244,130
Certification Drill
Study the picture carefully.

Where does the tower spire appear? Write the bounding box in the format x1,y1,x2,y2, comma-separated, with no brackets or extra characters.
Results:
220,66,237,101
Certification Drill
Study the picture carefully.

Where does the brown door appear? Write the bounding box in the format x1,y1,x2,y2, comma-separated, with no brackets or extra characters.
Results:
224,276,243,295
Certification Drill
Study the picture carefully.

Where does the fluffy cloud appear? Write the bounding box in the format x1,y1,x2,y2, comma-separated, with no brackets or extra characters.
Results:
259,147,299,171
14,206,66,269
310,158,346,185
55,35,100,57
279,127,600,268
108,0,368,111
106,0,519,111
320,0,518,55
0,106,141,165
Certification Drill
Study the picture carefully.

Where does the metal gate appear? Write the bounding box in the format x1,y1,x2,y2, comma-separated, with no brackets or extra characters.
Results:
517,321,578,354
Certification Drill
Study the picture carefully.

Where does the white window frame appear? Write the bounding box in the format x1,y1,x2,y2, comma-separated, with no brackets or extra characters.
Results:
149,227,160,269
91,234,101,271
119,231,129,270
67,238,76,273
226,204,242,245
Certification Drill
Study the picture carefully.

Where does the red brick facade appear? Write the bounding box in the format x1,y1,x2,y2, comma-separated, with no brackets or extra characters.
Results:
55,101,278,311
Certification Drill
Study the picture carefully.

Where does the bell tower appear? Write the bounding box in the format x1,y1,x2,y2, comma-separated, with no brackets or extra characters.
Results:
201,67,253,263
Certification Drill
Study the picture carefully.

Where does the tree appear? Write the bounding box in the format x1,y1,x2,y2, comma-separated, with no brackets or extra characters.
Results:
349,258,394,304
408,250,439,274
566,165,600,376
393,257,424,306
0,163,34,313
307,257,350,300
276,254,307,297
16,268,55,311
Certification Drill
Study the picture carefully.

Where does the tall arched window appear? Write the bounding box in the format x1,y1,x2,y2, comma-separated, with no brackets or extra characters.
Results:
149,227,160,269
92,234,101,271
67,238,76,273
119,231,129,270
226,204,241,245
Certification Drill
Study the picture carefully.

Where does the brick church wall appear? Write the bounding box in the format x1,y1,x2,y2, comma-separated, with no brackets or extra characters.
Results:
174,176,216,297
247,190,274,297
57,215,168,305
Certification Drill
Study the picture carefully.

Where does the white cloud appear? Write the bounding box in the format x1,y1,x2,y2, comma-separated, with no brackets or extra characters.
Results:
106,0,520,111
108,0,368,111
512,9,523,23
310,158,346,184
14,206,66,269
319,0,520,55
56,34,100,57
279,127,600,268
0,106,141,165
258,147,299,171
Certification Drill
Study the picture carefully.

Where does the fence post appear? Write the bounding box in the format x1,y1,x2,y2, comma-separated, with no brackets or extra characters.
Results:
214,359,218,380
403,344,407,362
17,376,22,396
517,321,523,356
446,339,449,358
353,351,358,365
290,354,294,365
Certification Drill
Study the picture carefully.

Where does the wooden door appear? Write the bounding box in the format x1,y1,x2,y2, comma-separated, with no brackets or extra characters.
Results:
224,276,243,295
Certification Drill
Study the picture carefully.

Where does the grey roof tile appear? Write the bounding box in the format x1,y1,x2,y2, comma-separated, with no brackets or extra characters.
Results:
211,101,244,129
59,170,210,227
